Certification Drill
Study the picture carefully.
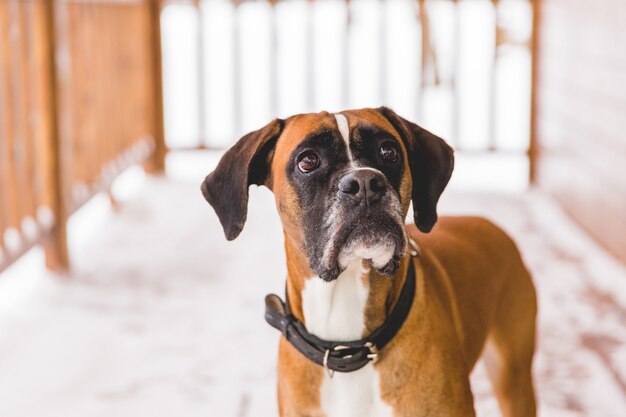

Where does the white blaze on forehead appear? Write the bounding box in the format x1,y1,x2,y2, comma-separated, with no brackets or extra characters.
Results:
334,113,355,164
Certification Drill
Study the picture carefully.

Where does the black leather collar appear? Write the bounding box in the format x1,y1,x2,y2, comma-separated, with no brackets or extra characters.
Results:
264,255,416,374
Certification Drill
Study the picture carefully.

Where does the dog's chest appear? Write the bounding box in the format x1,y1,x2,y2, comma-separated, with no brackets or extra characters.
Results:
301,262,393,417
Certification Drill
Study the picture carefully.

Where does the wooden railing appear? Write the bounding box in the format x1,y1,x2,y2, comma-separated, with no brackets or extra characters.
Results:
162,0,537,158
0,0,165,273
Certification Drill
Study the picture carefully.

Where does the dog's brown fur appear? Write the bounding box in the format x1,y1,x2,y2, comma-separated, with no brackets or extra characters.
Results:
203,109,537,417
278,220,537,417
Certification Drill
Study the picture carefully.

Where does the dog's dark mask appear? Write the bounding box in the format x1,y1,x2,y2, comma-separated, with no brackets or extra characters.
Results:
201,108,454,281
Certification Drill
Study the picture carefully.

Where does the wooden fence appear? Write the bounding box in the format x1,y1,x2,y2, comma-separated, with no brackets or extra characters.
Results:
164,0,537,159
0,0,165,273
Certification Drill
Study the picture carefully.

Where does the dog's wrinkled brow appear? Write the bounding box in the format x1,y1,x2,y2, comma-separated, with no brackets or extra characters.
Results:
354,124,398,142
297,129,337,150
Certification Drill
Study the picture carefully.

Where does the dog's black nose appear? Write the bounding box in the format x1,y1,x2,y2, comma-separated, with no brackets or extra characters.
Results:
338,169,387,205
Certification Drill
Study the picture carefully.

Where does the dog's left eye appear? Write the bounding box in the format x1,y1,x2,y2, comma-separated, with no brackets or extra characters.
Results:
379,142,399,163
297,151,320,173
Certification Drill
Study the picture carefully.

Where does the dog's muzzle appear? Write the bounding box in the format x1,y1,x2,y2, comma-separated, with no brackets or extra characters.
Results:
315,168,406,281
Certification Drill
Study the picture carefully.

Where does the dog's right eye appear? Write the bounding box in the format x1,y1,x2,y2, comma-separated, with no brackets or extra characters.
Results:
297,151,320,173
379,141,399,163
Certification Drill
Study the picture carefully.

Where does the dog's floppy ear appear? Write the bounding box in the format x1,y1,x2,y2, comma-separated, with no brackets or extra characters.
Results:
201,119,284,240
377,107,454,233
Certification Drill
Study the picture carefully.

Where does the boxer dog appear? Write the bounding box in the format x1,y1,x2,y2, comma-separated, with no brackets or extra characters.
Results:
201,107,537,417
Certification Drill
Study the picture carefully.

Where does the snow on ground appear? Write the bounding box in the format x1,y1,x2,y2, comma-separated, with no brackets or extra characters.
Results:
0,151,625,417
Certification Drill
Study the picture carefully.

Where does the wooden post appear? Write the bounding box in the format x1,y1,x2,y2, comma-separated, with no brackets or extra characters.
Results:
417,0,439,120
0,1,11,245
528,0,541,185
0,1,22,232
42,0,69,271
145,0,166,173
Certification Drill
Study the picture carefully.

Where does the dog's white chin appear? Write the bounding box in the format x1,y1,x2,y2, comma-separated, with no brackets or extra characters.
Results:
337,240,396,270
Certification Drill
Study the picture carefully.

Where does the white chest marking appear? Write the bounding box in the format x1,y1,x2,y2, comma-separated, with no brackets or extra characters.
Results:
301,261,393,417
334,113,356,166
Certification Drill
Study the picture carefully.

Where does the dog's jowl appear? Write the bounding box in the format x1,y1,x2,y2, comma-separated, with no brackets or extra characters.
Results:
201,107,537,417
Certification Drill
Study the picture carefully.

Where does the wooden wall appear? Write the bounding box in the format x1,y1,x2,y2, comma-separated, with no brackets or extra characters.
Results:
62,1,162,210
534,0,626,263
0,0,165,273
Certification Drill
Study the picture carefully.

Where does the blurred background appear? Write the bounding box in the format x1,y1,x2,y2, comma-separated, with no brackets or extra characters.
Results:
0,0,625,416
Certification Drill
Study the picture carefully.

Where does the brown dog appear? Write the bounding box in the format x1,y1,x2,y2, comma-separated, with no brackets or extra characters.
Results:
201,107,537,417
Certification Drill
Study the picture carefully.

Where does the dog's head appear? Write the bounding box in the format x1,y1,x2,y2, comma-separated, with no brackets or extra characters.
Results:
201,107,454,281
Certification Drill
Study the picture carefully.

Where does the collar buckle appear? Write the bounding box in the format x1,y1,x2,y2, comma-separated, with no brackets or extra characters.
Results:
364,342,379,363
323,349,335,378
